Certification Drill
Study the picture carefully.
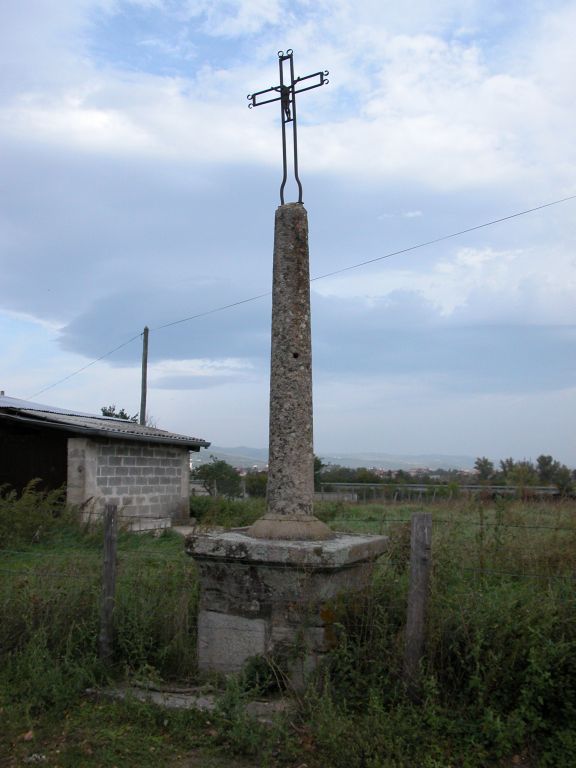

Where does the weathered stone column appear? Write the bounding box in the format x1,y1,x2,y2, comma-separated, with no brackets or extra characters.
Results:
248,203,332,541
186,203,388,688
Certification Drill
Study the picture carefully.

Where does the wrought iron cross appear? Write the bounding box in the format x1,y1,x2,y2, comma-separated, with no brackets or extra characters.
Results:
248,50,329,205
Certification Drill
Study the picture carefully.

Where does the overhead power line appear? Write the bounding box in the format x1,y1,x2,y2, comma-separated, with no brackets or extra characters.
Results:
311,194,576,282
152,291,271,331
29,294,274,399
29,333,143,399
27,193,576,399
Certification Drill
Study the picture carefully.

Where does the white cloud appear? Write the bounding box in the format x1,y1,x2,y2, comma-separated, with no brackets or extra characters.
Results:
151,356,254,381
315,242,576,323
189,0,282,36
378,210,423,220
2,1,575,193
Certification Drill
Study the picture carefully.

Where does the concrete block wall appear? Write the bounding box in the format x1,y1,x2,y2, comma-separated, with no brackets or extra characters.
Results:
68,437,190,530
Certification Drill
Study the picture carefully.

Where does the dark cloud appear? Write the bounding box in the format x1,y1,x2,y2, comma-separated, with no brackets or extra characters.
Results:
0,139,275,321
57,283,272,364
311,292,576,394
55,274,576,398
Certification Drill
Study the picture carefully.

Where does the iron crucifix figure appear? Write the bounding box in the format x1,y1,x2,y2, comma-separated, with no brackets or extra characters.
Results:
248,50,329,205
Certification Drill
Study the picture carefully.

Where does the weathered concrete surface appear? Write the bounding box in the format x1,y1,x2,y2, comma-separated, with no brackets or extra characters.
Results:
248,202,331,541
87,684,293,723
187,529,388,686
186,529,388,568
197,611,267,672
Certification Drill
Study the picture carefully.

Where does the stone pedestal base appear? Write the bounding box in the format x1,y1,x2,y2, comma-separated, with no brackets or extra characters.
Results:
185,529,388,689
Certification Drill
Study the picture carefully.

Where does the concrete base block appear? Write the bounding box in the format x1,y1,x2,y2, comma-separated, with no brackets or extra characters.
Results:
198,611,267,673
124,517,171,532
186,528,388,688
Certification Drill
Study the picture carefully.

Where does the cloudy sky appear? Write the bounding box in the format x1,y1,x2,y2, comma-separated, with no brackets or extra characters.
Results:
1,0,575,465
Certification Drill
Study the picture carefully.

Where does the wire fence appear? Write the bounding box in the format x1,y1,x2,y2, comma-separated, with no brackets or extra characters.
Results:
2,502,575,585
317,483,571,504
2,519,574,583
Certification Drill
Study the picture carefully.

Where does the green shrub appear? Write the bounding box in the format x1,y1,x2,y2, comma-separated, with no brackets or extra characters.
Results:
189,495,264,527
0,481,72,548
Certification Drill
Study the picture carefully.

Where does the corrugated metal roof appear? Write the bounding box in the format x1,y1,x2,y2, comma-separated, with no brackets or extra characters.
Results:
0,395,123,419
0,395,210,450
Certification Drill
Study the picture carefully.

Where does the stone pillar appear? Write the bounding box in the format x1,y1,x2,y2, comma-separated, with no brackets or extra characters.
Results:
248,203,332,541
186,202,388,687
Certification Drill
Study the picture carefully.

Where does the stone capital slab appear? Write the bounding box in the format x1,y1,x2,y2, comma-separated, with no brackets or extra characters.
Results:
186,529,388,570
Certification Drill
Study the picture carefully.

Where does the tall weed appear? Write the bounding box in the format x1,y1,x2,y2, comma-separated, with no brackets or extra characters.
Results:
0,526,198,714
189,495,264,527
0,481,72,548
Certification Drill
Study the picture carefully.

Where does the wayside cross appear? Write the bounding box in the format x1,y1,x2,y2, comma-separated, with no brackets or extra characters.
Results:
248,50,329,205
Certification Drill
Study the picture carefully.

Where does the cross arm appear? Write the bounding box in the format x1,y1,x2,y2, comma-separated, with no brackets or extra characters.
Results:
247,69,329,109
247,85,284,109
293,70,329,94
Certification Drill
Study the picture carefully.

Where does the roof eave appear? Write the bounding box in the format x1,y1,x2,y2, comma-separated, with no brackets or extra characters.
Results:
0,412,211,451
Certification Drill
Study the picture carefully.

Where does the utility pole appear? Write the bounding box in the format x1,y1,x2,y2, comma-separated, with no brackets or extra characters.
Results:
139,326,149,426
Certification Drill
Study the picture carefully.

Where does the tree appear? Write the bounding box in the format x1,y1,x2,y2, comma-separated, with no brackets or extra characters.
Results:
474,457,495,483
509,460,538,487
314,455,325,491
355,467,382,484
193,457,241,499
245,470,268,498
536,455,561,485
499,458,516,482
101,405,138,422
554,465,573,496
393,469,411,484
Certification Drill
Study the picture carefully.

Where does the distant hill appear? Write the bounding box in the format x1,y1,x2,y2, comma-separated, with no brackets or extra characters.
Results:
318,451,476,471
196,446,475,471
194,446,269,469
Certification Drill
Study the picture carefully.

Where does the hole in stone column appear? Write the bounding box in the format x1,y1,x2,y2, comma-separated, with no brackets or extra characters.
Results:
292,352,299,359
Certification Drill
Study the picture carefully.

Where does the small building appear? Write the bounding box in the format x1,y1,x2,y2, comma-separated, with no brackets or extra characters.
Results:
0,395,210,530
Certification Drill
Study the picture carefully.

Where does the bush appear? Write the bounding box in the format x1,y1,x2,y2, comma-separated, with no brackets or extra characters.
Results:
191,457,242,498
244,470,268,498
189,495,264,527
0,481,72,549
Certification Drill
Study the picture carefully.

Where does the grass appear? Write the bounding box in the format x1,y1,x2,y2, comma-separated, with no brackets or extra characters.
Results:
1,696,289,768
2,486,576,766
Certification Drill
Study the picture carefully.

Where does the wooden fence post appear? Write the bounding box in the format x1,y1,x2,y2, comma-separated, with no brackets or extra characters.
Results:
99,503,118,664
403,512,432,697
